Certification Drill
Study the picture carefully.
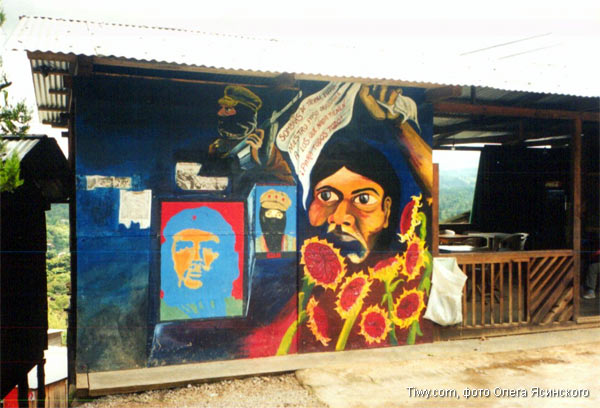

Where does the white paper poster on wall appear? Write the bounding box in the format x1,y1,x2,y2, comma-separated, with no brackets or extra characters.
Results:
119,189,152,229
175,162,229,191
86,175,132,190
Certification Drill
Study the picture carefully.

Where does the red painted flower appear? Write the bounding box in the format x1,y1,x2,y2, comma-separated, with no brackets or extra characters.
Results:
369,254,402,284
359,305,391,344
401,237,427,282
398,194,423,243
300,237,345,290
306,297,331,346
335,272,372,319
392,288,425,329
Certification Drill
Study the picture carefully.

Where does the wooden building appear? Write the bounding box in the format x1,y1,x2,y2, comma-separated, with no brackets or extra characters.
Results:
6,16,598,396
2,344,68,408
1,137,70,405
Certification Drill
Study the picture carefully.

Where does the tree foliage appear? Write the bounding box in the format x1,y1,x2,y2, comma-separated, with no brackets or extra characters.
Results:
0,2,33,193
46,204,71,330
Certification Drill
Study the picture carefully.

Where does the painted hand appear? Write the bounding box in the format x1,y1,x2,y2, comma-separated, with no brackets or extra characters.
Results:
246,128,265,164
359,85,402,120
359,85,419,129
209,138,222,155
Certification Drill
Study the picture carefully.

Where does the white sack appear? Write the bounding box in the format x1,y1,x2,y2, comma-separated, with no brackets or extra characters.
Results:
424,257,467,326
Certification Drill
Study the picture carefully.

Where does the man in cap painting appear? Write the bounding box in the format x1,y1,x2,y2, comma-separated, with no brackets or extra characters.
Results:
256,189,296,253
206,85,293,188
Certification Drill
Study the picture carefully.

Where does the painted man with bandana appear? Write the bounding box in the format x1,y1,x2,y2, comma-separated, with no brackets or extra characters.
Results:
255,189,296,253
206,85,293,189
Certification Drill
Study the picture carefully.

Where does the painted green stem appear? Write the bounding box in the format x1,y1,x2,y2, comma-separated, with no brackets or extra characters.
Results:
276,311,306,356
407,320,419,344
335,309,360,351
418,211,427,240
384,281,398,346
275,278,315,356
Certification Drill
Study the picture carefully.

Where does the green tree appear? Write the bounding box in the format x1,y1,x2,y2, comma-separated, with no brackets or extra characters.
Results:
46,204,71,329
0,2,33,192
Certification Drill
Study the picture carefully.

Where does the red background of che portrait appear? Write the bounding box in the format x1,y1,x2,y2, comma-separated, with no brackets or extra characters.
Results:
160,201,245,299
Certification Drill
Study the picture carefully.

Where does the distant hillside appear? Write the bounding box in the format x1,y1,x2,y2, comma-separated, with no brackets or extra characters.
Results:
439,167,478,223
46,204,70,331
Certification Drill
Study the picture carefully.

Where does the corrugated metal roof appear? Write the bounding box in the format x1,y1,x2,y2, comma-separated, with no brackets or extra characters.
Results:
30,59,71,125
7,16,600,98
2,137,40,161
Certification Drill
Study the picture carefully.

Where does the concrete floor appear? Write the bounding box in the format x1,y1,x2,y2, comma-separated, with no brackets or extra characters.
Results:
296,327,600,408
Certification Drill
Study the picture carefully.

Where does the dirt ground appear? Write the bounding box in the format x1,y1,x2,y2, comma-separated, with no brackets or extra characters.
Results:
74,373,326,408
72,328,600,408
297,340,600,408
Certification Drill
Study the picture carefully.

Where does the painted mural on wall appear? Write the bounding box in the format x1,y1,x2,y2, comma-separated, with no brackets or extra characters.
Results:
74,73,433,372
253,186,297,256
160,202,245,320
274,84,433,353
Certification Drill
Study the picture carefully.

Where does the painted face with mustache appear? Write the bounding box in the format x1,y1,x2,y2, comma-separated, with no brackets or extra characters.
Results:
308,166,392,264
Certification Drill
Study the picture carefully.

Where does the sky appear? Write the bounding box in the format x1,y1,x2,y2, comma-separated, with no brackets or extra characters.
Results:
1,0,599,157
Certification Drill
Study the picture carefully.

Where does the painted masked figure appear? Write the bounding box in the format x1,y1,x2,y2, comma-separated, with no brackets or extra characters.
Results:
203,85,293,189
256,189,296,253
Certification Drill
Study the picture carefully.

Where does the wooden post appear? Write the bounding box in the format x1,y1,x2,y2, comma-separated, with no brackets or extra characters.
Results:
37,359,46,408
17,375,28,408
432,163,439,256
572,118,582,319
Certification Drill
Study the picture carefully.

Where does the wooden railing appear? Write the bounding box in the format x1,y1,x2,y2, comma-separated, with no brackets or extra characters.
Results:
437,250,575,335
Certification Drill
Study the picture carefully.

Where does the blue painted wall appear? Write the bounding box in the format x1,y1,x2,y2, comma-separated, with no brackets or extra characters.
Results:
74,72,433,372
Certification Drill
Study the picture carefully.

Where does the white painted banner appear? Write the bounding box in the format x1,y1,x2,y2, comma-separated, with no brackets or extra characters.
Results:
276,82,361,208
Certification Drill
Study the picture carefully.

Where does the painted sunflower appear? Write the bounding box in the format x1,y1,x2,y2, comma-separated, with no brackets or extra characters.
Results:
392,288,425,329
369,254,403,284
306,296,331,346
335,271,372,319
359,304,392,344
398,194,423,243
300,237,345,290
400,236,427,282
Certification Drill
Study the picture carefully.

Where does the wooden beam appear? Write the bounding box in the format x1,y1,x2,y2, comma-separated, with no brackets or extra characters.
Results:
18,375,28,408
37,358,46,408
93,71,286,89
435,134,511,146
76,56,94,76
31,67,70,76
42,120,69,129
48,88,70,95
63,76,73,89
272,73,296,90
437,136,572,148
571,117,582,319
434,130,465,143
434,102,599,122
425,86,463,102
432,164,439,257
38,106,68,112
434,118,521,135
